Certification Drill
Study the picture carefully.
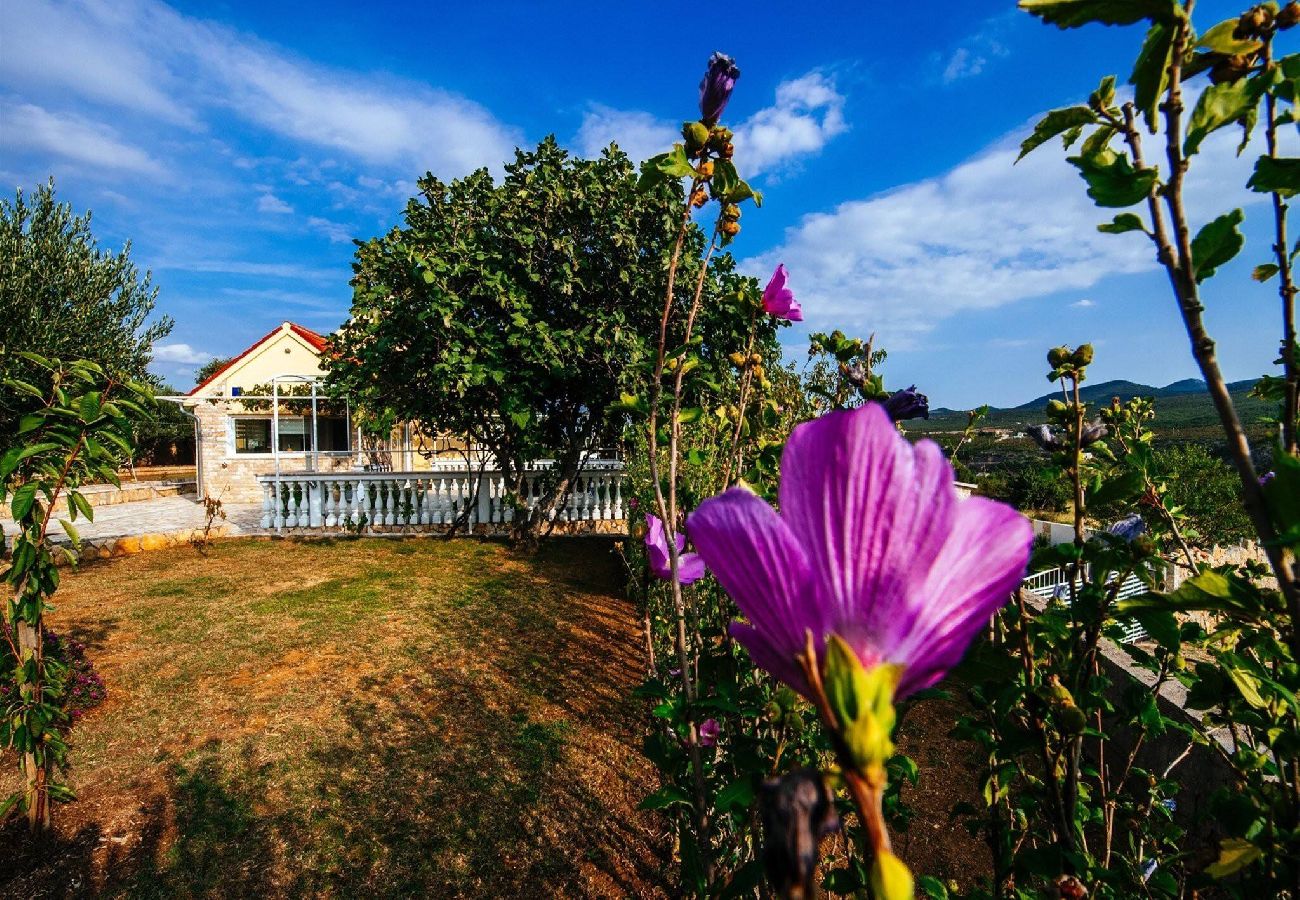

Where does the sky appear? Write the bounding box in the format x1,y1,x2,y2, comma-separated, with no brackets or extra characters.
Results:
0,0,1294,407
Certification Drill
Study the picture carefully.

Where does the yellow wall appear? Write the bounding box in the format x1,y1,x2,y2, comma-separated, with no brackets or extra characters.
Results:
190,323,325,398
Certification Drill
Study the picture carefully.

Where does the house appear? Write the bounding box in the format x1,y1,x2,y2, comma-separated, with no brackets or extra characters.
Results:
182,321,458,503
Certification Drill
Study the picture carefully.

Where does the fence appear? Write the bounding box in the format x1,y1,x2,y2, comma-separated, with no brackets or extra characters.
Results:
254,462,626,533
1022,567,1151,644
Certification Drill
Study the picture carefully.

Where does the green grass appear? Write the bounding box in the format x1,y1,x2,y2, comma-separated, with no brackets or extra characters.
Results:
1,537,666,898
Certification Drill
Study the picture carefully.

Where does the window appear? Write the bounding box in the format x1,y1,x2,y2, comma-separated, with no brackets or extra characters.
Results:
234,419,272,453
232,417,351,454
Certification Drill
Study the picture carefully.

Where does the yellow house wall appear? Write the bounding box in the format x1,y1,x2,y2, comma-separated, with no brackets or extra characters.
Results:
190,324,325,399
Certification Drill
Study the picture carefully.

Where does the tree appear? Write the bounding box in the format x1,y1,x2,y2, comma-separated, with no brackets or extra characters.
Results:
325,137,768,540
1157,442,1254,548
0,181,172,452
193,357,234,387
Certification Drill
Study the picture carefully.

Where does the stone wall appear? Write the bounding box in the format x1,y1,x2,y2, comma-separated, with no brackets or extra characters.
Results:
191,402,354,503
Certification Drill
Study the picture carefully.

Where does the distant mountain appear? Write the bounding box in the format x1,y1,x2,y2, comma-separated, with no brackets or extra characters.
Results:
924,376,1268,434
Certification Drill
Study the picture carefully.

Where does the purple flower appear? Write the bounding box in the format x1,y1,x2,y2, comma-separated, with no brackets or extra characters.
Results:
628,497,639,510
699,52,740,126
883,386,930,422
761,265,803,322
687,403,1032,700
699,718,720,747
1260,470,1276,486
1105,513,1146,542
645,514,706,584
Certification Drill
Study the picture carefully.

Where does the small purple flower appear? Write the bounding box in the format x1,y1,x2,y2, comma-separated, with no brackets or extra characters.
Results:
761,264,803,322
645,513,706,584
628,497,639,510
1260,470,1276,486
883,386,929,422
699,52,740,126
699,718,720,747
1105,514,1146,542
688,403,1032,700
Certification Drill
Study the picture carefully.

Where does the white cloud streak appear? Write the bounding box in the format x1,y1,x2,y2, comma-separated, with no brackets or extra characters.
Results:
152,342,210,364
1,101,164,175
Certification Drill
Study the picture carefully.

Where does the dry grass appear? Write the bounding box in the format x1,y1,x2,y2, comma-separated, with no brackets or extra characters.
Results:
1,537,668,898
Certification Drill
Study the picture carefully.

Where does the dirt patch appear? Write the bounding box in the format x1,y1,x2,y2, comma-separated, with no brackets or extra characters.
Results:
1,537,669,898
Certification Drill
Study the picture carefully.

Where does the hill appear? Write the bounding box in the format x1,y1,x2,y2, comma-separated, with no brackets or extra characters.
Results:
924,377,1271,435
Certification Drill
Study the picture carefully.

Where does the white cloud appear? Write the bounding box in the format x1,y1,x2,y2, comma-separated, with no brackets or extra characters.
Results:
152,342,210,364
939,13,1014,85
0,0,195,126
306,216,353,243
0,101,164,175
733,72,847,176
575,105,678,164
158,259,342,281
1072,298,1096,309
743,107,1293,347
257,192,293,214
573,70,847,177
0,0,520,178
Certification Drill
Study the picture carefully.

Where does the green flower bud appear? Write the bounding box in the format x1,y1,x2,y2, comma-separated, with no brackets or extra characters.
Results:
682,121,710,152
1071,343,1094,367
707,126,733,150
1047,346,1071,369
823,635,900,774
870,850,914,900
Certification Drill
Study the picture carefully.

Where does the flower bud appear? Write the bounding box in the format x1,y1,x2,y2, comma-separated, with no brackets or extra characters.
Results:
697,160,715,179
708,126,734,150
728,351,747,367
1071,343,1094,367
690,188,709,208
1280,1,1300,28
1210,54,1254,84
682,121,710,152
722,203,741,220
870,850,915,900
1047,346,1071,368
721,142,735,160
699,52,740,127
1046,399,1069,419
721,220,741,237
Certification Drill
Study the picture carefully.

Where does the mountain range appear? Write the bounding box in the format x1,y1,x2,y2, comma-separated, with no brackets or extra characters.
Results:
925,378,1268,434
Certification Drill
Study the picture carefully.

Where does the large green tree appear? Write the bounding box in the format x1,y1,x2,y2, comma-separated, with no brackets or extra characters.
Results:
0,181,172,451
325,137,769,539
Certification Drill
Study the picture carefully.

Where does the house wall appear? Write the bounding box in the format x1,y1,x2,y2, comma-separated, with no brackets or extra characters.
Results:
189,402,358,503
195,328,326,399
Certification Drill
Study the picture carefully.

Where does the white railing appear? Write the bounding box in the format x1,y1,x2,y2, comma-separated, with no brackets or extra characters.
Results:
255,462,626,533
1022,567,1151,643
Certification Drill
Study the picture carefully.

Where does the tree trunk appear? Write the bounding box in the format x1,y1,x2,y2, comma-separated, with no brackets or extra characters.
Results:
17,619,49,832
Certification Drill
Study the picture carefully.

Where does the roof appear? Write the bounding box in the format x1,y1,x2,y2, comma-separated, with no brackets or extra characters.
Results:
187,322,329,396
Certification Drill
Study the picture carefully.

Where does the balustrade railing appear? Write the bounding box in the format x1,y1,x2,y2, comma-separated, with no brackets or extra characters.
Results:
255,463,626,533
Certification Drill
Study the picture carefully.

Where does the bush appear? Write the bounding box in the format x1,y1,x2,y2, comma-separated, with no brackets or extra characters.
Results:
1156,443,1253,548
0,629,106,724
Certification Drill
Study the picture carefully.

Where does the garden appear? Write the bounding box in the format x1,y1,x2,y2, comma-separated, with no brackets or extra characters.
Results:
4,1,1300,897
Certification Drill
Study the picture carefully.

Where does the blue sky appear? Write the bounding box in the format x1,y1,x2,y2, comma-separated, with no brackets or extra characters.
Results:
0,0,1292,406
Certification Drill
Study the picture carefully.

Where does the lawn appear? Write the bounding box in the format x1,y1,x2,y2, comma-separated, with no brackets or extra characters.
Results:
1,537,668,897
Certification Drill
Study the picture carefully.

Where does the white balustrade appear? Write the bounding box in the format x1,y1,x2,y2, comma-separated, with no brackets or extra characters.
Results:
255,462,627,533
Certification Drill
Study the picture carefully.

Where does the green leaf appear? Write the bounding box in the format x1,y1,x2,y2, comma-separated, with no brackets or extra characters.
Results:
10,483,37,521
1019,0,1180,29
1098,212,1146,234
58,518,80,545
1130,22,1174,132
1196,19,1263,56
638,784,692,810
676,407,703,425
1191,209,1245,282
1253,263,1279,282
1204,836,1264,877
1067,149,1158,207
1185,77,1265,156
1247,156,1300,198
1018,107,1098,161
1128,609,1179,650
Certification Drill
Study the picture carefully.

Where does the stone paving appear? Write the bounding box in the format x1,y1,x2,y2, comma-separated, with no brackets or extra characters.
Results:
1,496,266,545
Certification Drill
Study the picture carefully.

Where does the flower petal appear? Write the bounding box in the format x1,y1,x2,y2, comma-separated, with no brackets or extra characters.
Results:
778,405,958,647
677,552,707,584
688,487,822,688
891,497,1032,696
